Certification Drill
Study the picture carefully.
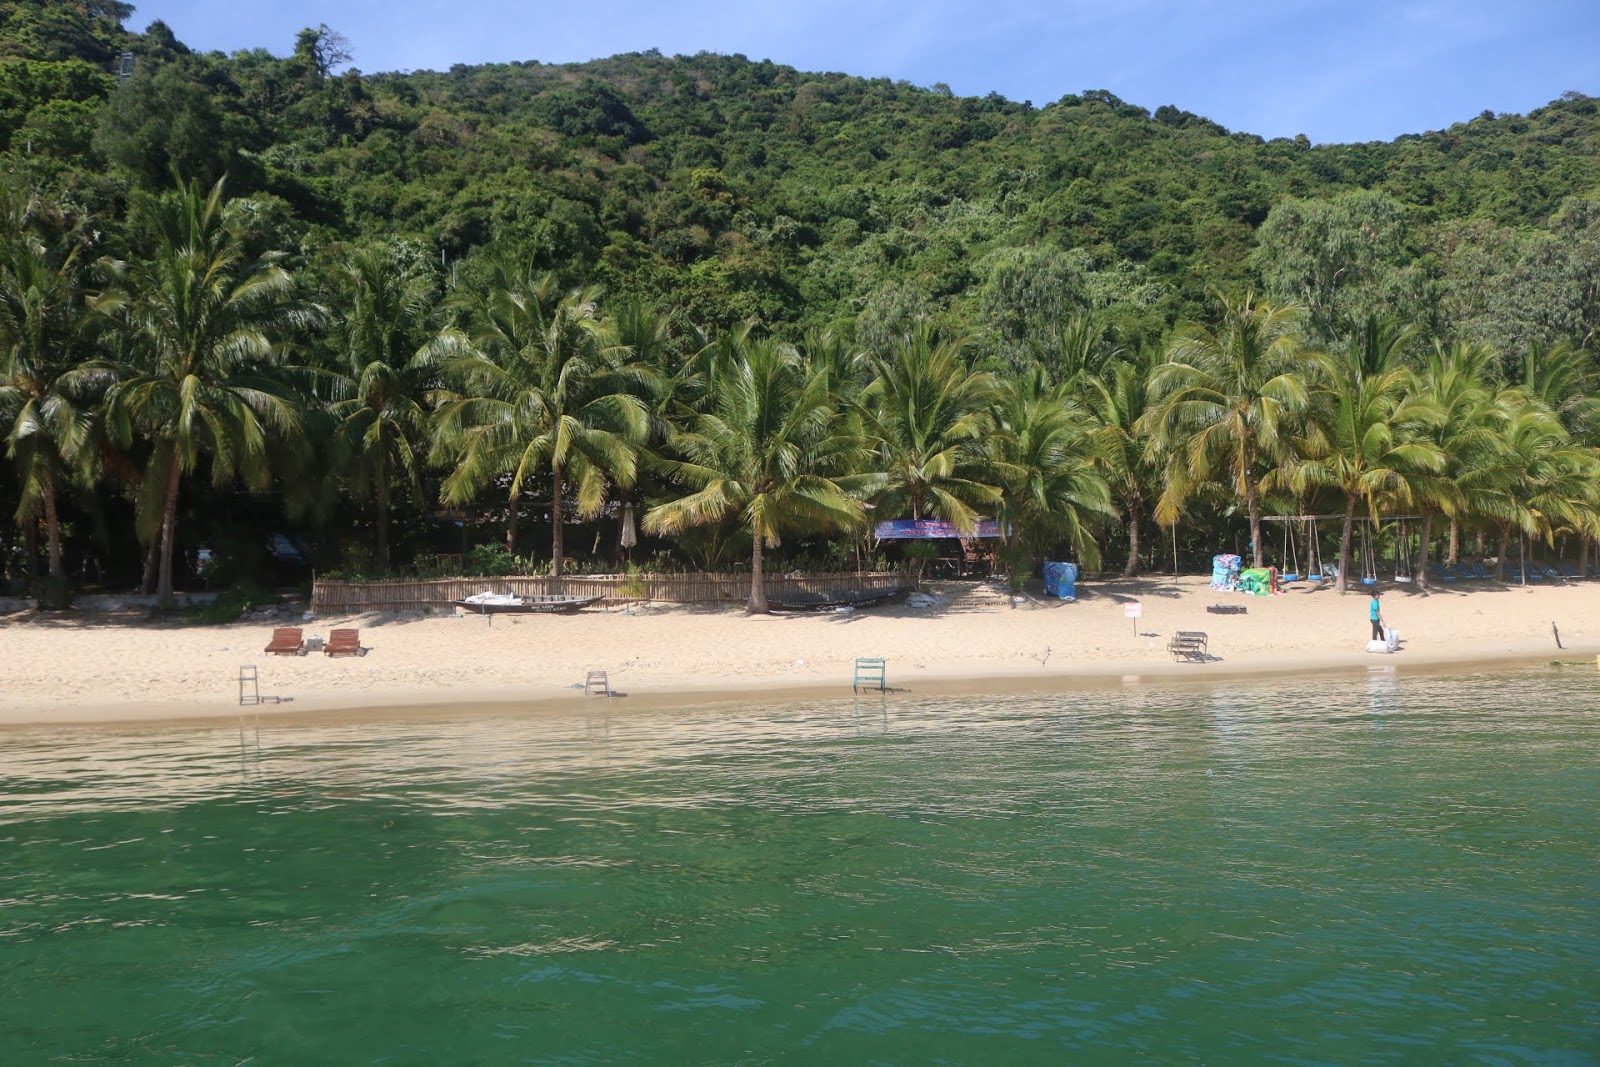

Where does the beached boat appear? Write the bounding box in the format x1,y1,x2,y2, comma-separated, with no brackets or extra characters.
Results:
767,587,908,612
451,592,605,615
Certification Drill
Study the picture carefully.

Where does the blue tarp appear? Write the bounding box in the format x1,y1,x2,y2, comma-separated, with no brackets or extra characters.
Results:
1043,561,1078,600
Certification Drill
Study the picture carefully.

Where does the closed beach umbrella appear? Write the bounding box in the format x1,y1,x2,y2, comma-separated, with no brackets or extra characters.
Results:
620,502,638,555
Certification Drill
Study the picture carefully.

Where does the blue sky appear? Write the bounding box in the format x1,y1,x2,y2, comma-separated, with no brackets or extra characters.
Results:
128,1,1600,145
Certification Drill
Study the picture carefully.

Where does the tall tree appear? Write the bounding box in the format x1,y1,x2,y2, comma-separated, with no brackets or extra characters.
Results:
327,245,438,572
1404,342,1500,591
1085,348,1160,576
430,264,650,588
858,325,998,531
643,334,865,614
0,183,95,582
100,176,313,606
989,364,1113,570
1291,318,1444,593
1143,293,1308,569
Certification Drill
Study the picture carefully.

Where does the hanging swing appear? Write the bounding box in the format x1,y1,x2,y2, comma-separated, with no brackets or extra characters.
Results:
1360,520,1378,586
1281,521,1301,582
1306,517,1325,582
1394,519,1413,583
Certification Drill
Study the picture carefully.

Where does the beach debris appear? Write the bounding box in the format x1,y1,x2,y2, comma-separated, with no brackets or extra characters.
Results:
1552,621,1564,649
906,592,939,609
794,658,807,667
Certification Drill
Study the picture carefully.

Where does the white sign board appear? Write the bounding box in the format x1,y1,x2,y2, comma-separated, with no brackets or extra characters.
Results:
1124,602,1143,618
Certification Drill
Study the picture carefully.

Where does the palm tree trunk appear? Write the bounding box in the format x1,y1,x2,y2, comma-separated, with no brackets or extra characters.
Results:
505,497,519,558
748,530,768,614
1417,509,1434,593
549,470,564,593
1447,518,1460,565
1336,493,1357,594
1494,525,1508,581
139,534,158,595
41,474,63,579
1245,472,1264,568
156,451,183,608
22,518,38,584
1122,498,1140,578
375,473,390,574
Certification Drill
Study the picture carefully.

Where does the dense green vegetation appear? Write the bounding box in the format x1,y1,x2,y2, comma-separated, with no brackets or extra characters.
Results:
2,1,1598,610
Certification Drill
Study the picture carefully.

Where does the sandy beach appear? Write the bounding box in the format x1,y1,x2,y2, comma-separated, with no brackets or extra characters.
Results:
1,574,1596,727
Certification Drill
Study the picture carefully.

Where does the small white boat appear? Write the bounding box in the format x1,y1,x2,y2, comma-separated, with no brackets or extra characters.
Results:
451,592,605,615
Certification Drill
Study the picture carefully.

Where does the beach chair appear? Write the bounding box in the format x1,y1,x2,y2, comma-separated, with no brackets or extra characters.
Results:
1427,562,1456,583
324,628,363,656
1537,562,1562,581
1557,561,1580,579
1466,562,1491,580
264,627,304,656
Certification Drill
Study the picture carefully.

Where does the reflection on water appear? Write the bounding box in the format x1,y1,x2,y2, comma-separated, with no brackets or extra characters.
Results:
1,668,1597,1065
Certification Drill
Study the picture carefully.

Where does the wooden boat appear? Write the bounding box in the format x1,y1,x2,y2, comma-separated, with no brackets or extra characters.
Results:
768,587,908,613
451,593,605,615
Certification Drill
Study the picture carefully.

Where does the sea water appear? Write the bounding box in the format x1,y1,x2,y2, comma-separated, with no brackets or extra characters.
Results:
1,668,1596,1064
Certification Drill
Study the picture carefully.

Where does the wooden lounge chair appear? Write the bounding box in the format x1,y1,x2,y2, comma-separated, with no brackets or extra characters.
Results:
1167,631,1209,663
324,628,363,657
264,627,304,656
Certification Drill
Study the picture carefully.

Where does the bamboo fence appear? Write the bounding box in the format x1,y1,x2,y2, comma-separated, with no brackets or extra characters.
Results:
310,571,907,614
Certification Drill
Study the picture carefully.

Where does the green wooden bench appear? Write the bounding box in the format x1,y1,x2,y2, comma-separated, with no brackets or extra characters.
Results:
853,658,887,692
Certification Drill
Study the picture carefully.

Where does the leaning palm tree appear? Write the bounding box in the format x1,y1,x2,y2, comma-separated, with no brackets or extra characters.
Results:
1142,293,1308,568
326,245,439,572
0,185,96,583
989,364,1114,571
430,268,650,588
643,334,866,614
99,176,314,607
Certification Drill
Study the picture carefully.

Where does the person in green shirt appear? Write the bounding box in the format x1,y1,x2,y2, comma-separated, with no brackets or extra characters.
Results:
1369,591,1385,642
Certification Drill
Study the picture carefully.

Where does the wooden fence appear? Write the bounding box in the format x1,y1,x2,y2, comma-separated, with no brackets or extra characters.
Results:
310,571,907,614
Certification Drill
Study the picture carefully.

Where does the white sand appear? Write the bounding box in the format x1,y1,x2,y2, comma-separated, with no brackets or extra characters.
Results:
1,575,1596,726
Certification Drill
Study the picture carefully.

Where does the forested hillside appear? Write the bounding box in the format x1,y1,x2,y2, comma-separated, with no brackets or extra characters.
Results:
2,0,1598,609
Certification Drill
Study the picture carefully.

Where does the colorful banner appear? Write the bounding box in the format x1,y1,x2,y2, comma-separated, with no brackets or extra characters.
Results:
873,519,1004,540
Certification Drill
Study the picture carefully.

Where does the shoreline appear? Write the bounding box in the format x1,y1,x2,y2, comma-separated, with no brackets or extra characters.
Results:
3,574,1595,731
2,635,1590,732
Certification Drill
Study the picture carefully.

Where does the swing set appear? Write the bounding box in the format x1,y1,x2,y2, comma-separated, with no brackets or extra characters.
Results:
1262,515,1419,586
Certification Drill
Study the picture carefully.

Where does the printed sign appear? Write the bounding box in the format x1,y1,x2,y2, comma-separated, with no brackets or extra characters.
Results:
1124,602,1143,618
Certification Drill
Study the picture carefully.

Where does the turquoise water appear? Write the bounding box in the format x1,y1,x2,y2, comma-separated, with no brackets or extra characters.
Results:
2,669,1597,1064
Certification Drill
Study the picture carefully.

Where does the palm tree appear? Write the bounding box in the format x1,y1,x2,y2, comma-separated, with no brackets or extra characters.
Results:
643,334,865,614
1085,348,1159,576
859,324,999,531
1143,293,1308,568
1291,321,1444,593
990,364,1114,572
327,246,438,572
1479,398,1596,581
430,265,650,588
1404,342,1500,590
0,185,95,584
100,176,314,607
